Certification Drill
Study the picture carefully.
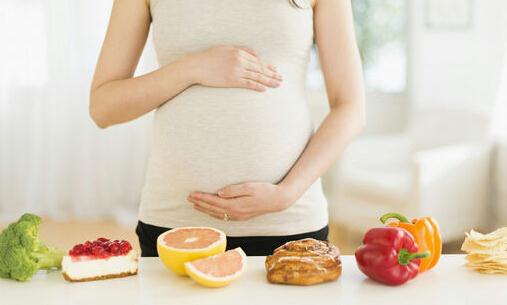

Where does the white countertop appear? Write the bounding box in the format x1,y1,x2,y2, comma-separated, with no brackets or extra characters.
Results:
2,255,506,305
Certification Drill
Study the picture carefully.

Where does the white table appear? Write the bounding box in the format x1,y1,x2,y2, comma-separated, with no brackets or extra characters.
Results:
2,255,506,305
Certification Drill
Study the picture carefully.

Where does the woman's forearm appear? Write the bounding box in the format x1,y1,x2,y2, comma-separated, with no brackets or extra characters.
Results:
90,45,282,129
276,0,366,207
279,101,365,203
90,56,196,128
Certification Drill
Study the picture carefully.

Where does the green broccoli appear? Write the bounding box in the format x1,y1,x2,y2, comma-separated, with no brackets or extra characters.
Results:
0,213,64,281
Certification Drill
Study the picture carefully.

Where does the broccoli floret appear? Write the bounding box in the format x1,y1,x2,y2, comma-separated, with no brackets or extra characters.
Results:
0,213,64,281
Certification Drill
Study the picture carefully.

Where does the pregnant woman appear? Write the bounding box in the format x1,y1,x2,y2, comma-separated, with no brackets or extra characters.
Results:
90,0,365,256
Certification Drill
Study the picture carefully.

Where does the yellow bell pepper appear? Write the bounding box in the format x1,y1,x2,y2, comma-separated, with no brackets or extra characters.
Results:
380,212,442,272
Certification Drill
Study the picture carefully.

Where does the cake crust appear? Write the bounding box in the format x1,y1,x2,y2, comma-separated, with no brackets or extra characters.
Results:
265,238,342,286
62,270,138,282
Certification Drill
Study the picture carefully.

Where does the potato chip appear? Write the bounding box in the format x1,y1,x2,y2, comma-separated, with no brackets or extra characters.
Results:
463,229,507,246
475,268,507,275
466,253,507,263
469,228,507,239
461,227,507,274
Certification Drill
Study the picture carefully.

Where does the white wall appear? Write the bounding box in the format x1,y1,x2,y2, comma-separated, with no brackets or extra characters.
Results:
408,0,507,113
338,0,507,136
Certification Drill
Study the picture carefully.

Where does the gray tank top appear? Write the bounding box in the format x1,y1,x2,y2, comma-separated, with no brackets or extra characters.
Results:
139,0,328,236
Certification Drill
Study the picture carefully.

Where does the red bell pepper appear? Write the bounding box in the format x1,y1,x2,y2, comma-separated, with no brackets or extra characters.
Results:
355,227,430,286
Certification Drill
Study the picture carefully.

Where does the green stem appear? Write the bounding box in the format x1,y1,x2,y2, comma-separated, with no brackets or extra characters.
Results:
380,212,411,224
34,248,64,269
398,249,430,266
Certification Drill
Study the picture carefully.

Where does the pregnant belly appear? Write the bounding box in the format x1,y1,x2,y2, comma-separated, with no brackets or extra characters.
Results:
145,86,314,196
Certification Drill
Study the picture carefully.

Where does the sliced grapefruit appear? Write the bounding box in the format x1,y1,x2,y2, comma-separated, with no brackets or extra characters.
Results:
157,227,226,275
184,248,247,288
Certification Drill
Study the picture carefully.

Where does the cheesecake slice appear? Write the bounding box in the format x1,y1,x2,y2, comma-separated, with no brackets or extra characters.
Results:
62,238,138,282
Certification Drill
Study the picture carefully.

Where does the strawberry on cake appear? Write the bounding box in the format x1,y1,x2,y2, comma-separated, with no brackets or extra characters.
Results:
62,238,138,282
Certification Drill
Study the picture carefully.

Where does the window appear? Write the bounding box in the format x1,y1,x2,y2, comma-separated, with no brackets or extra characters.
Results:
308,0,408,93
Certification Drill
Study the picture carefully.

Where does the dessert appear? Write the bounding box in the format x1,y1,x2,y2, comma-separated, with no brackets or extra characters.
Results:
62,238,138,282
265,238,341,285
157,227,226,275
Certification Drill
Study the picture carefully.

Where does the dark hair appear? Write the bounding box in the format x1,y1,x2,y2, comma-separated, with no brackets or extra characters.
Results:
289,0,311,9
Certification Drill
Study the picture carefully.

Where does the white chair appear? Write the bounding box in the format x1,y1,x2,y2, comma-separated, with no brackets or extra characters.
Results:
495,138,507,227
492,43,507,228
330,108,492,242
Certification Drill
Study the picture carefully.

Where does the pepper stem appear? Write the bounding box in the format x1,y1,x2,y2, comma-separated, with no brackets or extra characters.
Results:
398,249,430,266
380,212,411,224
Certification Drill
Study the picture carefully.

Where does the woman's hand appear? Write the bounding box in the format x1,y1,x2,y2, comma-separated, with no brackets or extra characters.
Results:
187,182,295,221
186,45,283,92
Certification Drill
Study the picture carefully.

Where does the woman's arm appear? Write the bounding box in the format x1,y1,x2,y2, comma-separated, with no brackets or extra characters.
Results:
278,0,365,200
91,0,282,128
188,0,365,220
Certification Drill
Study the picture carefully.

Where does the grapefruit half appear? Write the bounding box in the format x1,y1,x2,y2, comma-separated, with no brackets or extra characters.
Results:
157,227,226,275
184,248,247,288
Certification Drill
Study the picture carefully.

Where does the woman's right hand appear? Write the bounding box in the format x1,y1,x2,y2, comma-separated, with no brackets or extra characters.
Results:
187,46,283,92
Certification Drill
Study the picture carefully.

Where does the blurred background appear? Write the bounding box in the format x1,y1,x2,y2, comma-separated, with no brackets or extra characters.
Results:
1,0,507,254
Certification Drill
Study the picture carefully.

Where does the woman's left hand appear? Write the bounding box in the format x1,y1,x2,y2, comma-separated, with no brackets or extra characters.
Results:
187,182,294,221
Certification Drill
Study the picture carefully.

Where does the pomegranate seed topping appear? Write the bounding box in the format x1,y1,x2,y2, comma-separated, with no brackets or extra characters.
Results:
120,243,132,254
92,246,103,255
110,243,120,254
69,238,132,257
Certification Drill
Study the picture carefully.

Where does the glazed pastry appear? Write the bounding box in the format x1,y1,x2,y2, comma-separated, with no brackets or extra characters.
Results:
265,238,341,285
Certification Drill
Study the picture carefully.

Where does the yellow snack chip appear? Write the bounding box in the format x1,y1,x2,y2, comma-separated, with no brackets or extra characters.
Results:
462,227,507,275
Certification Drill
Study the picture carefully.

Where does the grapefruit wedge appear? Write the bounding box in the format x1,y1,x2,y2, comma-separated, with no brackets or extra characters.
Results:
157,227,226,275
184,248,247,288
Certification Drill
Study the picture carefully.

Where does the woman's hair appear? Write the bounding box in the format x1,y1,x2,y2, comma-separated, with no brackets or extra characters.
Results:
289,0,311,9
